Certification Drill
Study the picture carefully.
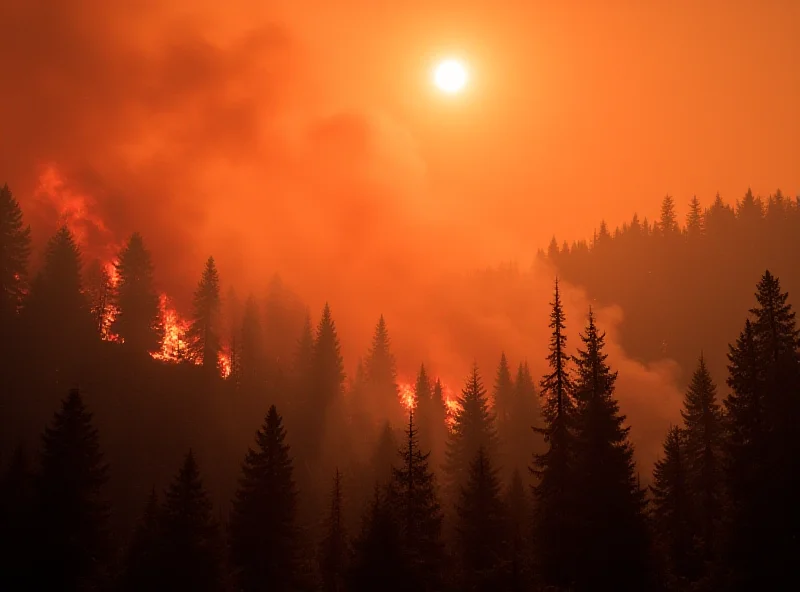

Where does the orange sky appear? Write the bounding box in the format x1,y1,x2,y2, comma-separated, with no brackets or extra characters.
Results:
2,0,796,470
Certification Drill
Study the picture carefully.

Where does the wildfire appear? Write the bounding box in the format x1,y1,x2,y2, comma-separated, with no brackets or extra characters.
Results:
151,293,192,363
100,261,123,343
218,349,232,379
399,382,416,411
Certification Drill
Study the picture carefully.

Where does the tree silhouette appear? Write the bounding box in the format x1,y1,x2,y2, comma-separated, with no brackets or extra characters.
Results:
681,353,724,559
34,388,109,589
389,410,444,591
187,256,221,370
444,363,498,505
413,364,436,460
651,426,700,585
686,195,704,238
159,450,222,592
492,353,515,474
230,405,298,591
308,303,345,461
455,446,507,592
370,421,398,489
239,295,265,395
571,309,651,591
504,469,531,591
0,183,31,323
365,315,402,426
507,361,540,481
24,226,94,349
112,232,161,352
531,278,576,589
320,468,349,592
658,194,679,236
724,271,800,589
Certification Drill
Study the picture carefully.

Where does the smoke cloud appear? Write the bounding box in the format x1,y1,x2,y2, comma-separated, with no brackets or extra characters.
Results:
0,0,684,472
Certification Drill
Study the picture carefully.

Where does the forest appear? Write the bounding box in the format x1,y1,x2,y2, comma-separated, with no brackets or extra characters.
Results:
1,183,799,591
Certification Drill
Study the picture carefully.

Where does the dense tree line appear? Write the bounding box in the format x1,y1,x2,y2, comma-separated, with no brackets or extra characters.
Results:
545,190,800,385
2,182,800,590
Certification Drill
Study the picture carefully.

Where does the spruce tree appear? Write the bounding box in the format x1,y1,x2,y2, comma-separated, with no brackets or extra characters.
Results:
455,446,507,591
348,486,407,592
429,378,450,471
292,311,315,414
413,364,435,459
0,183,31,322
320,468,349,592
680,354,724,559
492,353,515,473
308,303,345,460
659,194,679,236
389,410,444,591
122,488,162,591
159,451,222,592
444,363,498,504
724,272,800,588
230,405,298,591
571,309,651,591
34,388,109,589
24,226,93,348
531,278,576,589
187,256,221,370
651,427,700,585
112,232,161,352
370,421,398,488
364,315,402,426
507,361,540,480
686,195,704,237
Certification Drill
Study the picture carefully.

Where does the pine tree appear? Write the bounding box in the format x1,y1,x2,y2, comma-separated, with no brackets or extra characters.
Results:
230,405,298,591
292,311,315,414
24,226,93,348
571,309,651,591
34,388,109,589
444,363,498,504
348,486,407,592
686,196,704,237
0,183,31,322
112,232,162,352
365,315,402,426
187,256,221,370
308,304,345,461
651,427,700,585
159,450,222,592
455,446,507,591
370,421,398,488
429,378,450,471
413,364,435,459
492,353,515,473
680,354,723,558
724,272,800,588
659,194,679,236
122,488,162,591
531,278,576,589
389,410,444,591
507,361,540,480
320,469,349,592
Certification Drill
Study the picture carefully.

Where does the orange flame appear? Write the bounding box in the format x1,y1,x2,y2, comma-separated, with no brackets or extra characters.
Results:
100,261,123,343
398,382,416,411
151,293,192,363
218,349,232,379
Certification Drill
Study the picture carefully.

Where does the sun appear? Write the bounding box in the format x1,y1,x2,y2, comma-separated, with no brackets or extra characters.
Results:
434,58,468,94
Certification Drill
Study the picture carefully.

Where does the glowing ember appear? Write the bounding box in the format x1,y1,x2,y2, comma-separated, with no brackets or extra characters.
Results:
398,382,416,411
151,293,192,363
218,349,232,379
441,383,460,430
100,261,123,343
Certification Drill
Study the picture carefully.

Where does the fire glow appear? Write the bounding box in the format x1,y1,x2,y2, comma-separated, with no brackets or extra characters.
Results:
151,294,192,363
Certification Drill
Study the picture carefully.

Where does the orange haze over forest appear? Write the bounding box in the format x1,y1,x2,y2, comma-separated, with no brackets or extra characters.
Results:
1,0,799,466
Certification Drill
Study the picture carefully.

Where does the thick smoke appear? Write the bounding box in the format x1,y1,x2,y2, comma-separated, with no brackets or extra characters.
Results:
0,0,683,472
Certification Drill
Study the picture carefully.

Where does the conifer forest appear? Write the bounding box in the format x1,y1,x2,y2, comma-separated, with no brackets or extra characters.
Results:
2,184,800,591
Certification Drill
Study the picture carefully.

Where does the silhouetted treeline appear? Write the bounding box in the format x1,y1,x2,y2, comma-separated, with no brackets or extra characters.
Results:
544,190,800,385
2,182,800,591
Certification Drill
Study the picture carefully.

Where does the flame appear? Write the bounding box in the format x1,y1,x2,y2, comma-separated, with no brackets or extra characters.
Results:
218,349,232,379
151,293,193,363
398,382,416,411
100,261,123,343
